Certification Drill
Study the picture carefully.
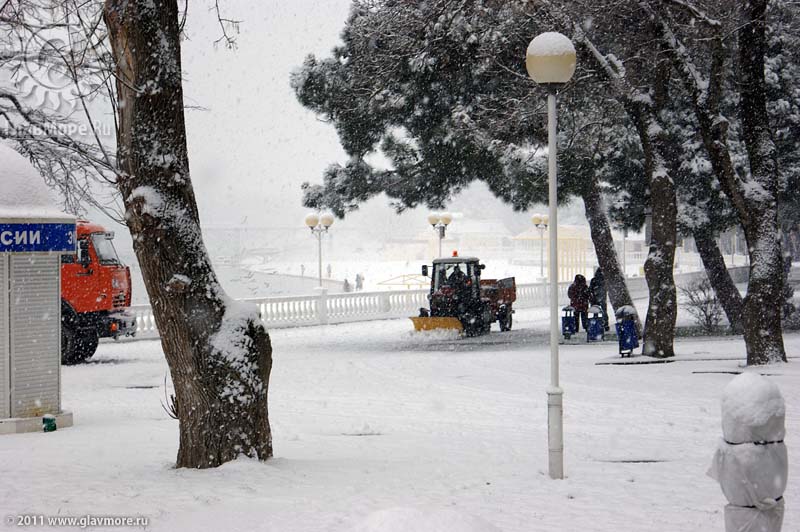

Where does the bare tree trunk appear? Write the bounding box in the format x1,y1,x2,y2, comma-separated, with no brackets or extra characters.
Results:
581,179,641,332
104,0,273,467
636,43,679,359
629,62,677,358
693,230,744,332
737,0,787,364
648,1,786,365
641,162,677,358
569,23,678,357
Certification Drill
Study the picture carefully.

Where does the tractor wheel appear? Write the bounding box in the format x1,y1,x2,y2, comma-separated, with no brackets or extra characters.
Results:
463,320,478,337
499,312,513,332
462,316,482,337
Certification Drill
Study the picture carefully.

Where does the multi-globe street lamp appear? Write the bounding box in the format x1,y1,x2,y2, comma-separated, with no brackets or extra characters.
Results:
531,213,549,278
526,31,576,480
304,211,335,288
427,211,453,258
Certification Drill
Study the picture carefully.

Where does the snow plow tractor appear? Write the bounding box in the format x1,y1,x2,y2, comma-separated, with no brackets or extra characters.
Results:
410,253,516,336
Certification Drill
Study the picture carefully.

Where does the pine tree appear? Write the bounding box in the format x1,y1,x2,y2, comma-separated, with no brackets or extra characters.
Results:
293,1,646,328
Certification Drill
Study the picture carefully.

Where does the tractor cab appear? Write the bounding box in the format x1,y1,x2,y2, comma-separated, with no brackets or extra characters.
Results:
424,256,484,313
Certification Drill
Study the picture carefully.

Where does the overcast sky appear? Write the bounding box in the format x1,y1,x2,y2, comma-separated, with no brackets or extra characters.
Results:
181,0,353,228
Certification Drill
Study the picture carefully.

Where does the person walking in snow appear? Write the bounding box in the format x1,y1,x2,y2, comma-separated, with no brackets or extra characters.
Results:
343,278,351,292
590,268,609,331
568,274,591,332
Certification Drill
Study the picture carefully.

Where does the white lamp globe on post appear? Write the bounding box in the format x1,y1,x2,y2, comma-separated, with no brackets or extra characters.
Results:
428,211,453,258
304,213,320,229
526,31,576,480
320,212,335,229
305,211,334,288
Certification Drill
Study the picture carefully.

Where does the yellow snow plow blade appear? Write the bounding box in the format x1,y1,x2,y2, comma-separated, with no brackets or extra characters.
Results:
410,316,464,332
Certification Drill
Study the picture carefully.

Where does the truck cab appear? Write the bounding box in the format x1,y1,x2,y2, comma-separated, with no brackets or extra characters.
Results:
60,221,136,363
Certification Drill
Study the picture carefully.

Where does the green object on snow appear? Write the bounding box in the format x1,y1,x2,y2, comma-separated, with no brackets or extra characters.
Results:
42,415,57,432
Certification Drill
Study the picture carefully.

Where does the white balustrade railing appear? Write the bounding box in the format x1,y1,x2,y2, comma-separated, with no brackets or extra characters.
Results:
126,266,752,339
130,304,159,337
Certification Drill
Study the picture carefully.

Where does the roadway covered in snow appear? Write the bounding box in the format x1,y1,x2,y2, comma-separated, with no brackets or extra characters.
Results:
1,311,798,532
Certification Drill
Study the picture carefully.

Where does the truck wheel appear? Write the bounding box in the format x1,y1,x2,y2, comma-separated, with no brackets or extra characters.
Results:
61,325,98,364
77,331,99,361
61,324,80,365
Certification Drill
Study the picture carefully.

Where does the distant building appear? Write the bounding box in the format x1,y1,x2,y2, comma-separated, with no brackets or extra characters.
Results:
513,225,593,280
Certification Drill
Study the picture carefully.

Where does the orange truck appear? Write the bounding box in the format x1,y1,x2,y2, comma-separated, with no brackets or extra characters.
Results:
60,220,136,363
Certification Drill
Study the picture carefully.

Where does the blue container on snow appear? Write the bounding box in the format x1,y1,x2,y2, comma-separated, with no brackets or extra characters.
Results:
614,306,639,357
587,305,605,342
561,306,577,339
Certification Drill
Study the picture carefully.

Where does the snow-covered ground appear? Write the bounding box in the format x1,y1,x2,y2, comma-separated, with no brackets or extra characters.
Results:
1,309,798,532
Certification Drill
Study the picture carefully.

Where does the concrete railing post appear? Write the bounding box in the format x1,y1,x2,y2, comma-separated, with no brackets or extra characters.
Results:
379,292,392,315
315,287,329,325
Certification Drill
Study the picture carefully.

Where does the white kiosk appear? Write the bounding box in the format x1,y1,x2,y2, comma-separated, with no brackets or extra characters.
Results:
0,143,75,434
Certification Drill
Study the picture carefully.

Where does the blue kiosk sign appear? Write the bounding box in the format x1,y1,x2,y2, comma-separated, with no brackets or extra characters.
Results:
0,222,76,253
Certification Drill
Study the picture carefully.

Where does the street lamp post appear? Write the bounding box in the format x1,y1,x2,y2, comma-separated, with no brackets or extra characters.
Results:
526,31,576,480
427,211,453,258
305,211,335,288
532,213,549,278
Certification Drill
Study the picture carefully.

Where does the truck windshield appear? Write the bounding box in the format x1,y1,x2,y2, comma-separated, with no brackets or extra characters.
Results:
91,233,121,265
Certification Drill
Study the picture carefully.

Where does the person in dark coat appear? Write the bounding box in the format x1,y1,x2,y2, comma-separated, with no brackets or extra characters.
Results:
447,264,470,313
568,274,591,331
448,264,467,288
590,268,609,331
